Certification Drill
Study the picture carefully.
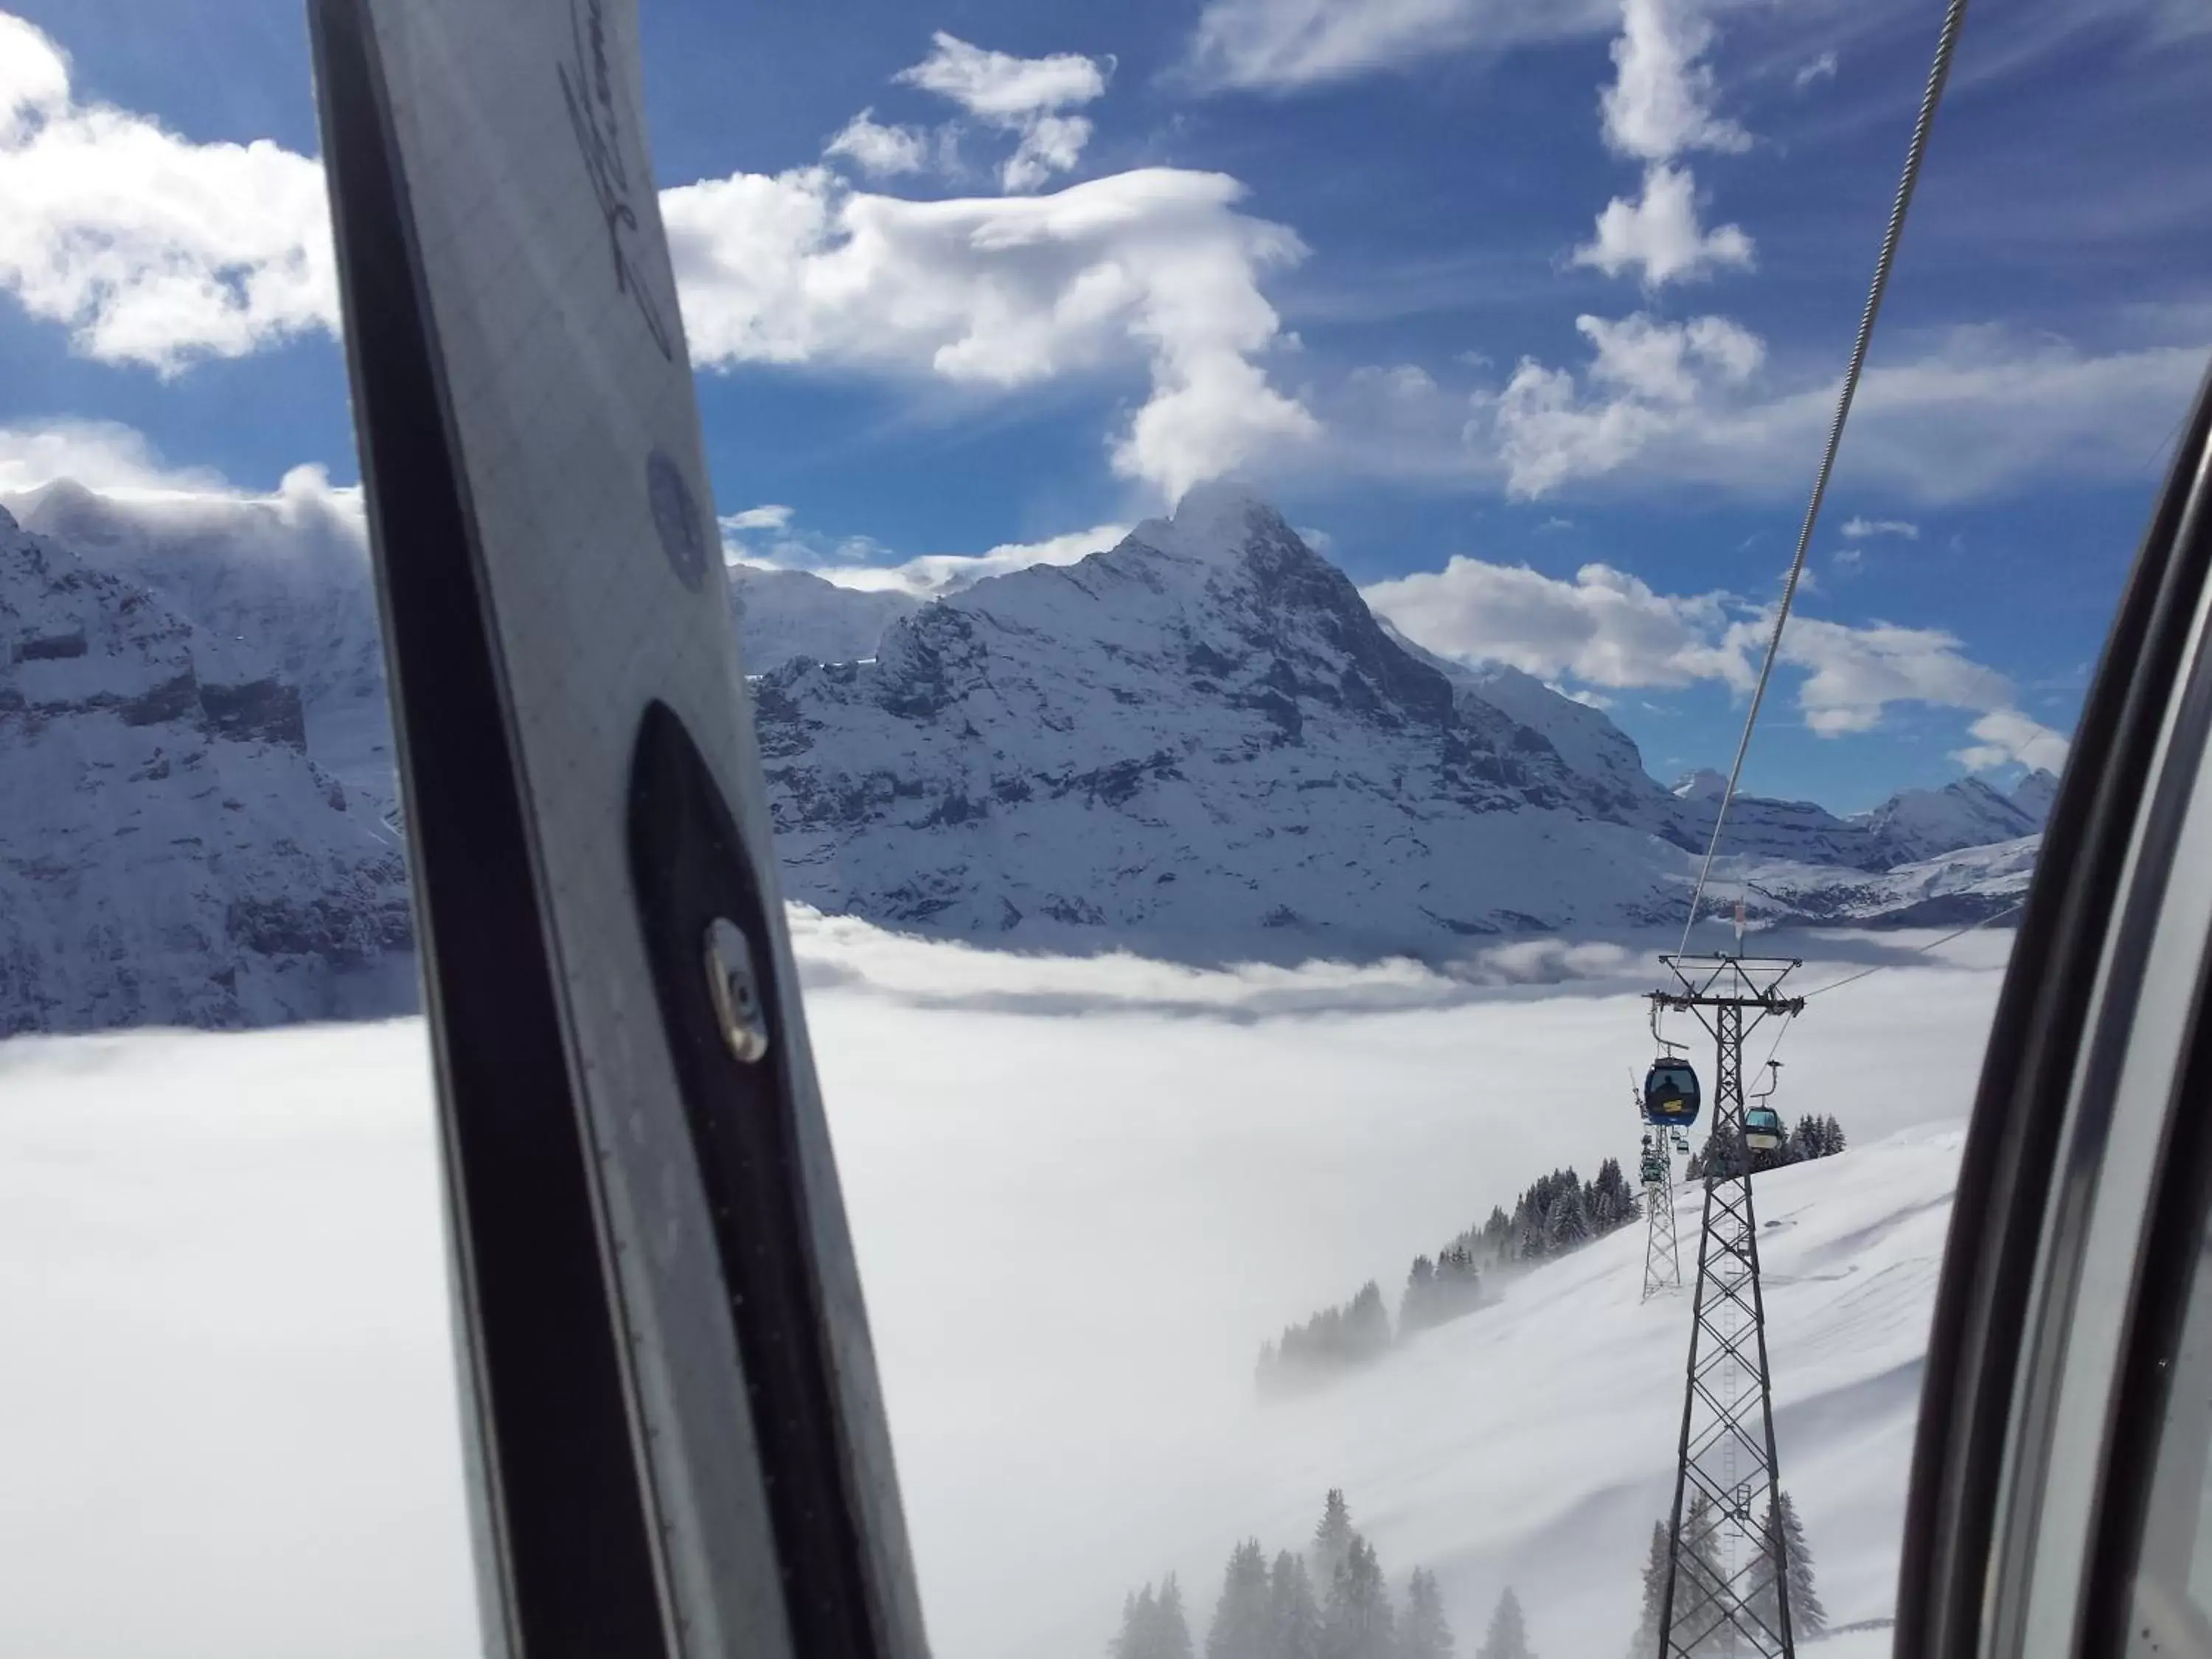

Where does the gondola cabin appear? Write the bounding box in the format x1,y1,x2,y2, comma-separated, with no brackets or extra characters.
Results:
1644,1056,1702,1126
1639,1144,1669,1187
1745,1105,1785,1153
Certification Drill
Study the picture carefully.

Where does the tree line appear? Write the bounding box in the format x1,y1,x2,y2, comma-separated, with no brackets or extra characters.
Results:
1684,1113,1846,1182
1112,1490,1539,1659
1258,1158,1639,1394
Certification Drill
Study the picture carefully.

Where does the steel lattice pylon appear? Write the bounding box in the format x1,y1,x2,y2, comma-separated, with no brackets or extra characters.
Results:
1641,1144,1683,1302
1650,956,1804,1659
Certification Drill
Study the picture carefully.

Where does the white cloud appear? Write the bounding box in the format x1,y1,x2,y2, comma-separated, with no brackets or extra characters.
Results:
0,12,337,372
824,109,928,178
1492,310,1760,495
895,32,1109,120
1794,49,1839,91
1952,708,2071,773
1572,162,1754,287
1841,516,1919,540
894,32,1111,192
1183,0,1619,91
1363,557,1752,691
1769,616,2011,736
661,164,1315,500
1002,113,1094,193
0,417,231,497
1368,546,2067,759
720,503,795,532
1599,0,1750,162
1480,314,2209,503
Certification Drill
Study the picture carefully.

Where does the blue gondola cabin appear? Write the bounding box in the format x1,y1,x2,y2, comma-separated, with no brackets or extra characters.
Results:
1644,1057,1702,1126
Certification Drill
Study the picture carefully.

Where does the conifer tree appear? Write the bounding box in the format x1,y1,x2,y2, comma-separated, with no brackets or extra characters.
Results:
1158,1575,1195,1659
1346,1282,1391,1357
1322,1537,1395,1659
1747,1492,1825,1642
1313,1489,1357,1585
1474,1587,1534,1659
1401,1256,1438,1332
1208,1540,1273,1659
1270,1551,1323,1659
1114,1587,1160,1659
1547,1182,1592,1251
1627,1520,1668,1659
1670,1495,1725,1653
1399,1568,1453,1659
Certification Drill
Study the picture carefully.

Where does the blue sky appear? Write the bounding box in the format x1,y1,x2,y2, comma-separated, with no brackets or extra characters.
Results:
1,0,2206,810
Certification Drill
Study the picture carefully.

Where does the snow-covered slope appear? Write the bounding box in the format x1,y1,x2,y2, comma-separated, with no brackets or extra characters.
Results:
0,506,412,1033
1742,834,2039,928
1853,776,2042,866
1245,1130,1958,1652
729,564,922,669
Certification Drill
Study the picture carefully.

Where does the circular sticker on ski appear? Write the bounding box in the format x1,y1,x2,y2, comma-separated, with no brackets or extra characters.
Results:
647,446,707,591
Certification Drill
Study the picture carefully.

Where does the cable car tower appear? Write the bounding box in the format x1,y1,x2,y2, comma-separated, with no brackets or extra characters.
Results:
1637,1083,1683,1302
1650,954,1804,1659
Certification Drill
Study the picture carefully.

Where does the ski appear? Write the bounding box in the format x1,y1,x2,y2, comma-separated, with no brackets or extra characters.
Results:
306,2,928,1655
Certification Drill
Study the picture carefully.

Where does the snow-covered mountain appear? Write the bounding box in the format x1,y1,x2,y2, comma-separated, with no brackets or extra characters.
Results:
15,475,400,821
750,484,2042,958
1851,775,2044,866
0,504,413,1034
753,484,1714,958
0,476,2054,1024
728,564,919,670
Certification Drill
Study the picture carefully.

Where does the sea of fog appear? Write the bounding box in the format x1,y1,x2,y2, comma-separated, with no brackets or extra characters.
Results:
0,919,2011,1659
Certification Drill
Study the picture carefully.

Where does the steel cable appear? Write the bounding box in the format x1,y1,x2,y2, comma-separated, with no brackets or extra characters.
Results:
1680,0,1976,954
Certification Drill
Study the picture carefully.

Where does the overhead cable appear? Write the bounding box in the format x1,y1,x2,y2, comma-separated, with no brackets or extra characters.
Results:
1679,0,1976,954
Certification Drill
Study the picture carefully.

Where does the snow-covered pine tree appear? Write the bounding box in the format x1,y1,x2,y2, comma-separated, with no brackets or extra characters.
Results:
1688,1124,1742,1183
1512,1194,1548,1262
1473,1587,1534,1659
1313,1490,1357,1585
1321,1537,1395,1659
1346,1282,1391,1359
1480,1206,1512,1262
1401,1255,1438,1332
1823,1115,1847,1156
1747,1492,1826,1642
1588,1158,1636,1232
1159,1575,1195,1659
1433,1245,1482,1321
1546,1182,1592,1251
1626,1520,1668,1658
1399,1568,1453,1659
1208,1540,1273,1659
1114,1587,1160,1659
1669,1495,1725,1653
1270,1551,1323,1659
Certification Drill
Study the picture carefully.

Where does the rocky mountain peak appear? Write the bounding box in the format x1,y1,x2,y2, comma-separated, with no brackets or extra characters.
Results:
0,509,411,1032
2011,767,2059,824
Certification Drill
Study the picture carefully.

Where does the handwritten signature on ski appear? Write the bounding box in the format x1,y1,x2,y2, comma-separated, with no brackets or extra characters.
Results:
558,0,675,363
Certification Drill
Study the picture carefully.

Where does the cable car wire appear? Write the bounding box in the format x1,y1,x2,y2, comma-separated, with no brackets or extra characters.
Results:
1800,900,2024,998
1678,0,1975,955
